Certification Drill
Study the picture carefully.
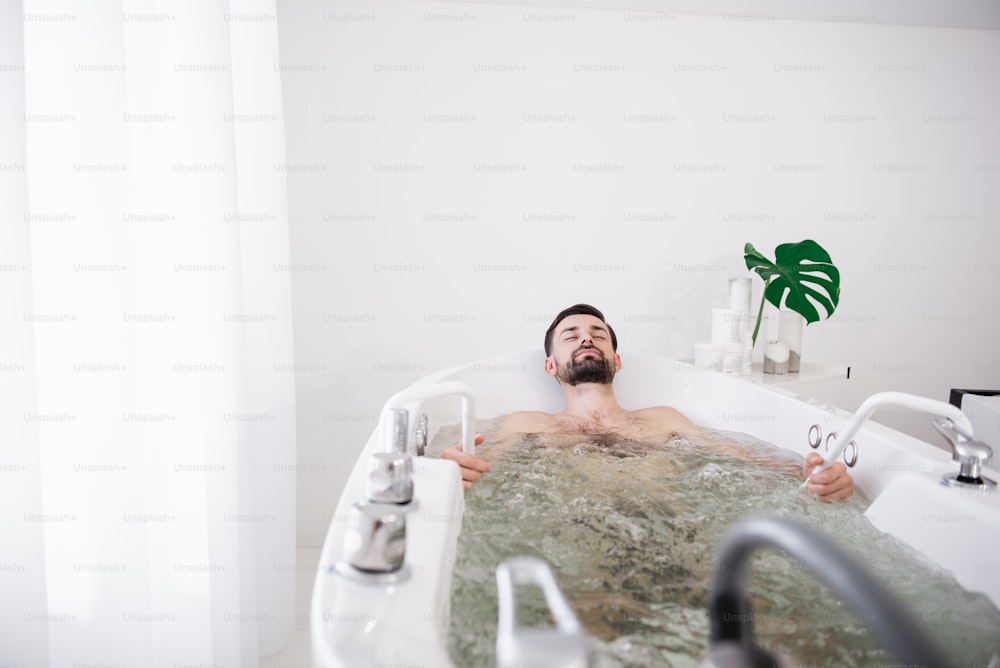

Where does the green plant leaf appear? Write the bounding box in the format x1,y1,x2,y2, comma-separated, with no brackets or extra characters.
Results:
744,240,840,325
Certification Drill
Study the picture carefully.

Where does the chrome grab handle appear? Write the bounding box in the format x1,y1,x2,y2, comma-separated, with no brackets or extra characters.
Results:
495,557,590,668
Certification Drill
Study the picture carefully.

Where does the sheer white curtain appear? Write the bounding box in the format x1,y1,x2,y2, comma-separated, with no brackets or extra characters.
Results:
1,1,296,665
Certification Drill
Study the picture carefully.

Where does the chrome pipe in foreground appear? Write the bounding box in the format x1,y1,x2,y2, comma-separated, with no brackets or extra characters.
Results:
496,556,590,668
704,514,953,668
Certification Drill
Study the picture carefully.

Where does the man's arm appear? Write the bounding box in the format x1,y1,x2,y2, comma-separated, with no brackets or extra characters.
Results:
646,406,854,502
442,408,854,500
439,411,546,490
440,434,489,490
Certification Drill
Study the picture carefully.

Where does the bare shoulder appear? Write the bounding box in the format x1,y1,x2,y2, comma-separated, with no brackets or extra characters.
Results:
498,410,560,433
630,406,701,437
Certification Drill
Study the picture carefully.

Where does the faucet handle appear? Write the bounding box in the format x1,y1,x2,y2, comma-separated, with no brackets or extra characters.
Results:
367,452,414,504
343,500,408,573
932,417,996,488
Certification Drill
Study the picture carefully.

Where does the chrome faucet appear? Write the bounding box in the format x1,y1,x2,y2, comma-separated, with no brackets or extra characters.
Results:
391,408,408,453
415,412,429,456
932,417,996,489
332,383,478,587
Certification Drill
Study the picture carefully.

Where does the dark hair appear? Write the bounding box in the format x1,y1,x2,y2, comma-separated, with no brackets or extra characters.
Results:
543,304,618,356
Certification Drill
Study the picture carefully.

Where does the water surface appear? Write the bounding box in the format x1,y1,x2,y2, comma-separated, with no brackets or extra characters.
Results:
431,422,1000,667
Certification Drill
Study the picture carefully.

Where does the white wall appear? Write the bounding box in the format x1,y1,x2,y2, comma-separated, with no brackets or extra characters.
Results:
276,0,1000,541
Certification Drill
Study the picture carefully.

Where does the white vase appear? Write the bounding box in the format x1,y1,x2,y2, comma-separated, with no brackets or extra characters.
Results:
778,311,804,373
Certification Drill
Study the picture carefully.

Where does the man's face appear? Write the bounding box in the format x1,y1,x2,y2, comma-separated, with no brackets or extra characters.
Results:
545,314,621,386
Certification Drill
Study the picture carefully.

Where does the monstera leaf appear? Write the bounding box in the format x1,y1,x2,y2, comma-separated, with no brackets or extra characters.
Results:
744,240,840,344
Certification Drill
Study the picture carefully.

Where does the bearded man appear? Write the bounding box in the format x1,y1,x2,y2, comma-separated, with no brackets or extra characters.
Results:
442,303,854,502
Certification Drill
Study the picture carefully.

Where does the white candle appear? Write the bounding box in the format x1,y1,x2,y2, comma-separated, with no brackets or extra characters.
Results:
765,340,789,363
764,340,790,375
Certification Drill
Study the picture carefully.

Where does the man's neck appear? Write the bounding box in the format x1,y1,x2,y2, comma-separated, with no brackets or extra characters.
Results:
560,382,625,423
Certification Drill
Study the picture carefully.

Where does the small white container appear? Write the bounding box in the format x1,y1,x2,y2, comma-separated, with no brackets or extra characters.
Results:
741,333,753,376
694,342,724,371
711,308,742,345
722,342,744,375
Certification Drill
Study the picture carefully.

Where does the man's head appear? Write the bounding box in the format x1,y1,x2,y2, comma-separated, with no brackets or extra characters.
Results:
543,304,621,386
543,304,618,356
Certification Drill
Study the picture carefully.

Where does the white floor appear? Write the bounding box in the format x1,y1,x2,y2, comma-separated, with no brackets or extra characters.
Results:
261,546,322,668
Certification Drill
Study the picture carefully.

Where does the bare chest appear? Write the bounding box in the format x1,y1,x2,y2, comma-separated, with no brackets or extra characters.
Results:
547,412,664,438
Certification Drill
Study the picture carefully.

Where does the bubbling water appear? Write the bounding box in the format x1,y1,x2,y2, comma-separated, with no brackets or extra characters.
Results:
431,422,1000,667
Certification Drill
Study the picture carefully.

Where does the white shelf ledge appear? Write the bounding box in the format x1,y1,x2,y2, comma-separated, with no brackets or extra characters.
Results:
746,361,850,388
680,360,851,391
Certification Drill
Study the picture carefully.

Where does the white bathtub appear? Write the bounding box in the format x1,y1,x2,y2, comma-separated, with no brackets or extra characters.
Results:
311,350,1000,667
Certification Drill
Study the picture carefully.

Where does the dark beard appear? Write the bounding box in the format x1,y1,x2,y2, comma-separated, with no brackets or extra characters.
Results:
557,353,615,386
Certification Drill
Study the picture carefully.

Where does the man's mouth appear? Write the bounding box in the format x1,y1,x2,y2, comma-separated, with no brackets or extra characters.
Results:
575,348,600,358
